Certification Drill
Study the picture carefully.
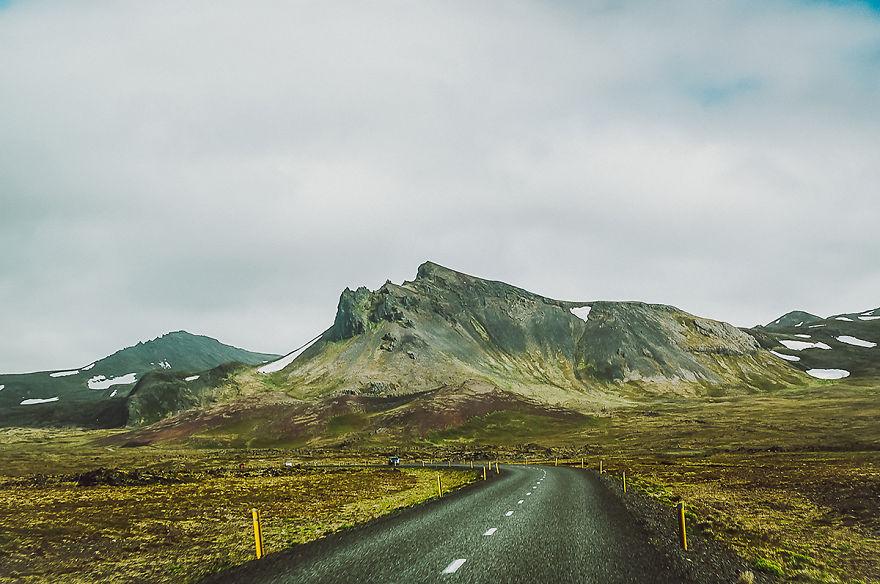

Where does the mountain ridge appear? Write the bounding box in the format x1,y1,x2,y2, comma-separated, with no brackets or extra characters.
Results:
0,331,278,428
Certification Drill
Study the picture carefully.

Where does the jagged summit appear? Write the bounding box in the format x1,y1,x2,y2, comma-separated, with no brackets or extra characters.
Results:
274,262,803,407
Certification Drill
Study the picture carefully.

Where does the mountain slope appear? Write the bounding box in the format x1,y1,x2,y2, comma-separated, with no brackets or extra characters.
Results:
269,262,803,404
752,307,880,379
111,262,811,447
0,331,278,427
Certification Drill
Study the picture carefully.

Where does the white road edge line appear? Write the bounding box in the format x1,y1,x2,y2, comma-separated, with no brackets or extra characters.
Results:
483,528,498,536
443,559,467,574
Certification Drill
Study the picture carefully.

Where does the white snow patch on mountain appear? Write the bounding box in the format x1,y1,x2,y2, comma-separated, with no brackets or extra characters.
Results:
185,375,200,382
88,373,137,390
836,335,877,348
795,334,811,339
795,321,804,327
570,306,592,322
258,336,321,374
779,340,832,351
770,351,801,362
20,397,59,405
109,389,118,398
82,363,95,371
835,316,853,321
806,369,850,380
859,316,880,321
0,385,4,391
49,370,79,378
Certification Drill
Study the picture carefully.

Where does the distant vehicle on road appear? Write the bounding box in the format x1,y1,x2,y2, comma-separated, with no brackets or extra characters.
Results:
388,456,401,466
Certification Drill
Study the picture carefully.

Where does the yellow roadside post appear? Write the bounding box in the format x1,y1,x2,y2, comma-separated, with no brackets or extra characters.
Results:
251,508,264,560
623,471,627,493
677,502,688,551
599,459,603,474
495,461,499,474
448,460,451,467
470,460,474,469
437,474,443,497
483,466,487,480
580,457,584,469
554,457,558,467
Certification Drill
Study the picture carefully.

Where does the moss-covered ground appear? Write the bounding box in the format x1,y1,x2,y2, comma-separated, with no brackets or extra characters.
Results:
0,433,474,583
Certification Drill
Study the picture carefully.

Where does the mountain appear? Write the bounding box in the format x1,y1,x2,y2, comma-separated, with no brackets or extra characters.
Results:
751,308,880,379
111,262,810,447
0,331,278,427
764,310,823,331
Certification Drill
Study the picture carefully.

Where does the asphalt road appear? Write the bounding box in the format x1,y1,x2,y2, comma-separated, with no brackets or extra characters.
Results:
208,465,689,584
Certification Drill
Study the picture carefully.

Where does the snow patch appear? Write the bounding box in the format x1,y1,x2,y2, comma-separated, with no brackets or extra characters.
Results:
20,397,59,405
835,316,853,322
184,375,200,382
569,306,592,322
109,389,118,398
258,336,321,374
770,351,801,362
779,340,832,351
88,373,137,390
806,369,850,380
0,385,4,391
49,370,79,378
836,335,877,348
808,324,825,328
859,316,880,321
82,363,96,371
795,321,804,327
794,334,811,339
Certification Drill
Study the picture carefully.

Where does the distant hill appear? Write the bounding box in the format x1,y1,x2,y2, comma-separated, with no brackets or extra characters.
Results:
0,331,278,427
752,308,880,379
765,310,824,331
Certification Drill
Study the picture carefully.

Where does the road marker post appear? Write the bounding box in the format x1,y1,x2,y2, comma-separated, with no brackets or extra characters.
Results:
251,508,264,560
555,457,558,467
623,471,627,493
437,474,443,497
599,459,603,474
483,466,487,480
470,460,474,468
581,457,584,469
448,460,451,467
677,502,688,551
495,461,499,474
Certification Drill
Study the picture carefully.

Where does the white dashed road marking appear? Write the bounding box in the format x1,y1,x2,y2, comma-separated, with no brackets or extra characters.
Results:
443,559,467,574
483,528,498,536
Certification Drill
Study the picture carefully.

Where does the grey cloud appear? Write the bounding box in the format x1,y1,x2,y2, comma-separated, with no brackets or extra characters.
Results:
1,0,879,371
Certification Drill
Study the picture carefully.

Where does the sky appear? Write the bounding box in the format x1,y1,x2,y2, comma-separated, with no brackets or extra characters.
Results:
1,0,879,372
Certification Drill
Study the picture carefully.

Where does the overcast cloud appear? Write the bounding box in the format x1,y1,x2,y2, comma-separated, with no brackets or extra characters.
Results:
1,0,879,372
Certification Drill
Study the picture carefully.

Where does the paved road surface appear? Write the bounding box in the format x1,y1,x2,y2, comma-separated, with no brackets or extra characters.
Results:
208,465,689,584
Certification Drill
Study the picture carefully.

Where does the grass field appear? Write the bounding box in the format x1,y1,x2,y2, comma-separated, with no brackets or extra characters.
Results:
0,433,475,583
1,378,878,583
510,378,880,584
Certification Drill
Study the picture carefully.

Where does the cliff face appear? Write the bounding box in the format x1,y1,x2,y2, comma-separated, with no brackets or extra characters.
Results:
271,262,803,407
